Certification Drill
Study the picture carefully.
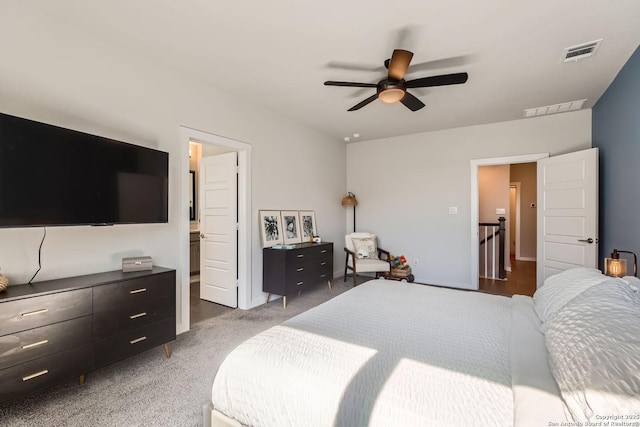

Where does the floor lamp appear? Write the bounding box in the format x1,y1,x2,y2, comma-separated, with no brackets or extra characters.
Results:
341,192,358,232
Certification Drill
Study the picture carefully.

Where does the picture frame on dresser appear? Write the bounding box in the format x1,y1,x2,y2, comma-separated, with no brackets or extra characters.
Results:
281,210,302,245
259,210,284,247
299,210,317,241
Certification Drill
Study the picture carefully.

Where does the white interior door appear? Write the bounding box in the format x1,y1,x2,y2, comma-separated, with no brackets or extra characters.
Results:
199,152,238,307
537,148,598,288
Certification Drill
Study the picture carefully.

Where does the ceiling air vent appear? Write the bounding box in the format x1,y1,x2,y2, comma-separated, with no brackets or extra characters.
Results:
524,99,587,118
562,39,602,62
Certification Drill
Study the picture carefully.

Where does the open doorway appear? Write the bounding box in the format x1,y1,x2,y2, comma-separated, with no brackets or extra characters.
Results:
471,154,547,296
177,126,252,335
188,141,235,325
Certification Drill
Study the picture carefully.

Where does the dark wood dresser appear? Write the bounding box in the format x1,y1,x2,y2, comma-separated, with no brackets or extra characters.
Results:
263,242,333,308
0,267,175,403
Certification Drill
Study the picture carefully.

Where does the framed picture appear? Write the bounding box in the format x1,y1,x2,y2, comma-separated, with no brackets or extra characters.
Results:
299,210,317,240
259,210,283,247
281,210,302,245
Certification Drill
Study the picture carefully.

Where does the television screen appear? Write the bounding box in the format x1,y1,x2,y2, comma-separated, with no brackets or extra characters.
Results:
0,112,168,227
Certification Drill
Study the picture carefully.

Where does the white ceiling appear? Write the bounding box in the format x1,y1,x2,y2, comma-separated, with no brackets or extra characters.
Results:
21,0,640,142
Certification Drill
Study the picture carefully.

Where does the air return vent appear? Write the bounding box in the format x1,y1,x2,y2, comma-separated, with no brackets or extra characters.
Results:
524,99,587,118
562,39,602,62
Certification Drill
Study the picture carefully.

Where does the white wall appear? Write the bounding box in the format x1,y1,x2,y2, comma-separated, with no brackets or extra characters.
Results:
346,110,591,289
0,5,346,317
478,165,510,223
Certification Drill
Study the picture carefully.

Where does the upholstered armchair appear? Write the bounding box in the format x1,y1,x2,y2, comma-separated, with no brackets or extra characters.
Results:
344,232,391,287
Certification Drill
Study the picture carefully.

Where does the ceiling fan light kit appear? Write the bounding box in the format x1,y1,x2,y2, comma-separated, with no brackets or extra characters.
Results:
324,48,468,112
378,87,405,103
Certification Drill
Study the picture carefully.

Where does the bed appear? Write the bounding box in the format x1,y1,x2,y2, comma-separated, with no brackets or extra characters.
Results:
206,268,640,426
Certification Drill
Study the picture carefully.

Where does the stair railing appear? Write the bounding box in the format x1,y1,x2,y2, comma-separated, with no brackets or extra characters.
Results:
478,217,506,280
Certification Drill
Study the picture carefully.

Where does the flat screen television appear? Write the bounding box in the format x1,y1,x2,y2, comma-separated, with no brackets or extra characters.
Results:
0,112,168,227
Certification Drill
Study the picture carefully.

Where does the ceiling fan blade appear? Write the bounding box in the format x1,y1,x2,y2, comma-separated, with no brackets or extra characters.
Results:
326,61,381,72
400,92,425,112
405,72,468,88
348,94,378,111
387,49,413,81
324,81,377,88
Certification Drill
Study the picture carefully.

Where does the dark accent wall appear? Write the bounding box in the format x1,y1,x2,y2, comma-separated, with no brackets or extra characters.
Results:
593,46,640,269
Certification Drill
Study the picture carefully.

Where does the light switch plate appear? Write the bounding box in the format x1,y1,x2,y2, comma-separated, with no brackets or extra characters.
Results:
449,207,458,214
496,208,506,214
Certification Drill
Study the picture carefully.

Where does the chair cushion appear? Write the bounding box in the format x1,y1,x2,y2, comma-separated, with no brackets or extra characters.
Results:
345,232,376,251
347,258,390,273
351,236,379,259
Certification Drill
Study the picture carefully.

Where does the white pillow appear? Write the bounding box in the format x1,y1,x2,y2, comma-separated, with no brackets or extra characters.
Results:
351,237,378,260
533,267,610,323
544,279,640,421
622,276,640,294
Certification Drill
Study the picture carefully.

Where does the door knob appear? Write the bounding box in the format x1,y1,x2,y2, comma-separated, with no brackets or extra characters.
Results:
578,238,594,244
200,233,205,239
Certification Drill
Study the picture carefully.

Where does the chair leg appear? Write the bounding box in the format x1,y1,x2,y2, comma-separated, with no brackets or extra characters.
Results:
352,264,357,287
344,257,349,282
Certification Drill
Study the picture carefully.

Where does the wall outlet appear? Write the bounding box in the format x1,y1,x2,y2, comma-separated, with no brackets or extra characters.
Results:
448,206,458,214
414,258,419,265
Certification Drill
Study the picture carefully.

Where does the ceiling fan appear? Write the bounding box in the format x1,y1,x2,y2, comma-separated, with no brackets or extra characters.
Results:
324,49,468,112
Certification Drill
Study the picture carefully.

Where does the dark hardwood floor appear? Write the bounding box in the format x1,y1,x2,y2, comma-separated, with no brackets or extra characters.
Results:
479,259,536,297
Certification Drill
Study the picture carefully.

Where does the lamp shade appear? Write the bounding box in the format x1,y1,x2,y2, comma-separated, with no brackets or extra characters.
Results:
605,256,627,277
341,192,358,207
604,248,637,277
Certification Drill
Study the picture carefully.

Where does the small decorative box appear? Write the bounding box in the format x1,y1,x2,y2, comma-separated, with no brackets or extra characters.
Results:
122,256,153,272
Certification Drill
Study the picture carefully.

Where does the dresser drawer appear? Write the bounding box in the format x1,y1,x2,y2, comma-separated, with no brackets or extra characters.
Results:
93,272,174,314
93,296,174,339
94,318,175,368
0,289,92,336
0,343,92,404
316,263,333,282
287,244,332,261
0,315,92,371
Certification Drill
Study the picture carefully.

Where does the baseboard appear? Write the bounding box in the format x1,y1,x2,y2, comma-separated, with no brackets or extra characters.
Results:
517,257,537,261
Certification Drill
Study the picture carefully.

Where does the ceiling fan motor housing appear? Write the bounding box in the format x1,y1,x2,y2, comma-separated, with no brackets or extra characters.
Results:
377,79,406,103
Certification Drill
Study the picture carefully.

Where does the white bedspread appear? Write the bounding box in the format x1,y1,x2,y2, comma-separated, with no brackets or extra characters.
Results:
212,280,536,426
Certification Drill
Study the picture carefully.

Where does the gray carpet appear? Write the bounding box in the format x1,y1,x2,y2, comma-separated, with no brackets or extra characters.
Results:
0,277,365,426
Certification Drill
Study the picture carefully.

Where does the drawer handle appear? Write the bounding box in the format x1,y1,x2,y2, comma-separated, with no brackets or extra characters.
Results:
321,262,327,266
130,288,147,294
296,281,304,286
129,312,147,319
22,369,49,382
296,268,304,272
130,336,147,345
321,250,327,253
297,254,304,258
22,339,49,350
21,308,48,317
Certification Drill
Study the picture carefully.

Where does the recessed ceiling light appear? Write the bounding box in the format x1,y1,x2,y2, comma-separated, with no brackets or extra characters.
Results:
353,133,360,138
344,136,351,142
524,99,587,118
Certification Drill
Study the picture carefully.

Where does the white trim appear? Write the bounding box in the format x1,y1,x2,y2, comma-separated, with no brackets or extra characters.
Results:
510,182,522,260
519,256,537,262
470,153,548,290
178,126,252,335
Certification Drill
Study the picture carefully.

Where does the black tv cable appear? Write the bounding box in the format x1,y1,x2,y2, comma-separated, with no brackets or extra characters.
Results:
28,226,46,284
